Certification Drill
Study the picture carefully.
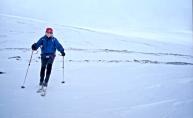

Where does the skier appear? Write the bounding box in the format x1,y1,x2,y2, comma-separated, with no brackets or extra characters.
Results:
31,28,65,94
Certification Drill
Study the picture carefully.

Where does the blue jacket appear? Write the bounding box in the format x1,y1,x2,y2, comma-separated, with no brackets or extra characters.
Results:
35,35,64,56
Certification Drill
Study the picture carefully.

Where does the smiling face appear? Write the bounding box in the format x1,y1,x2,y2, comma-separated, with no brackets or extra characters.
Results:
46,32,53,38
45,28,53,38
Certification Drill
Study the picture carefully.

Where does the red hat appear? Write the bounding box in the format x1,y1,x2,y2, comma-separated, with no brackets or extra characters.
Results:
46,28,53,34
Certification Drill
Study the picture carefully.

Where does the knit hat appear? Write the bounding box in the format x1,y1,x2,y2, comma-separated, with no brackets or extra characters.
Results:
46,28,53,34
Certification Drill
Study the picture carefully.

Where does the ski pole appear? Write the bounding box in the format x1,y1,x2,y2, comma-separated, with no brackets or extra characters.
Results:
21,50,34,88
61,56,65,83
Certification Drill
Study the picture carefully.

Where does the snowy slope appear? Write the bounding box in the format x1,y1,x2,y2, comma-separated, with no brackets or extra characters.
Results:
0,14,193,118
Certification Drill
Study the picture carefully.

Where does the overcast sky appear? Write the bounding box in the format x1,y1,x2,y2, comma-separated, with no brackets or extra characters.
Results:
0,0,192,34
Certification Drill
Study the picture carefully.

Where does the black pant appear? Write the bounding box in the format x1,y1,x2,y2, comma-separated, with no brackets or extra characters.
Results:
40,56,54,86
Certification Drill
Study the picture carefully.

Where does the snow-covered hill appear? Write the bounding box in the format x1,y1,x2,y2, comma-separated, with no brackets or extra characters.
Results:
0,14,193,118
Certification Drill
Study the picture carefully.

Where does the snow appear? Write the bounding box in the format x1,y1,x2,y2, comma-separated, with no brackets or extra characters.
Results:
0,12,193,118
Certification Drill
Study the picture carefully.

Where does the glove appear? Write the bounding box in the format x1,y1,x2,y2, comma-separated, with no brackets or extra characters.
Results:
31,43,37,50
61,52,65,56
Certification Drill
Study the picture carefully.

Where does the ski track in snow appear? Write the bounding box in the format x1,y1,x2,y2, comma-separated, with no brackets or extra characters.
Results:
1,48,193,66
1,48,192,58
83,98,193,118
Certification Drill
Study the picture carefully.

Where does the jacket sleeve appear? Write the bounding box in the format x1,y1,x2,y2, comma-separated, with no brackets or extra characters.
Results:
35,38,43,49
54,38,64,53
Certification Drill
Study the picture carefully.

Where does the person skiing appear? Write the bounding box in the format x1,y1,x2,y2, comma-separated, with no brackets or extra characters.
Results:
31,28,65,94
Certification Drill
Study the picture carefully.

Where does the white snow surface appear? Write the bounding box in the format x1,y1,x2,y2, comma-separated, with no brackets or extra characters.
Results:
0,14,193,118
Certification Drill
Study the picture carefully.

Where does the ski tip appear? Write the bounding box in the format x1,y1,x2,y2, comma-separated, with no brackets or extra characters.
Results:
61,81,65,84
21,86,25,89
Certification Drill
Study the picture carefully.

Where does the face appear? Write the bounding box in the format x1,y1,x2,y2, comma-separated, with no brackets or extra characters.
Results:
46,32,53,38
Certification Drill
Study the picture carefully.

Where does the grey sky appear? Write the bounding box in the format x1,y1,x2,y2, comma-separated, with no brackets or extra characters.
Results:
0,0,192,34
